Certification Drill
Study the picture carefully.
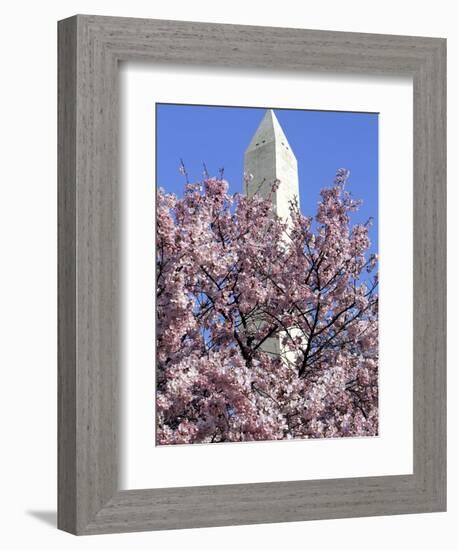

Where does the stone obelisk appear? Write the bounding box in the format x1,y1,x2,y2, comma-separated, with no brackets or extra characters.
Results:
244,109,299,222
243,109,300,362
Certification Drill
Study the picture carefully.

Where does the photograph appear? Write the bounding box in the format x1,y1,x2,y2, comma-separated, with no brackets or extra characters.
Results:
156,104,379,445
2,5,444,542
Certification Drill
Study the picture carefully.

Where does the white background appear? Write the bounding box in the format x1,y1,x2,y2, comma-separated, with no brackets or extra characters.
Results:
0,1,454,549
121,66,413,489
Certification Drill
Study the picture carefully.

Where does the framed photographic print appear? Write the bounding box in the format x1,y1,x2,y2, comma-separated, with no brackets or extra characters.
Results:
58,15,446,535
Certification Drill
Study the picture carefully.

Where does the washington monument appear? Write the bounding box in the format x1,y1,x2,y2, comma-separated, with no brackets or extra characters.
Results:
243,109,300,361
244,109,299,222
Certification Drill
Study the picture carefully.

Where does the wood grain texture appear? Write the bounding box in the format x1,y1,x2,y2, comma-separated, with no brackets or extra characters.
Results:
57,16,77,533
57,14,446,535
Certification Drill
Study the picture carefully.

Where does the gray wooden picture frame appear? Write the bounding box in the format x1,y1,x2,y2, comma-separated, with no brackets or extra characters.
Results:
58,14,446,535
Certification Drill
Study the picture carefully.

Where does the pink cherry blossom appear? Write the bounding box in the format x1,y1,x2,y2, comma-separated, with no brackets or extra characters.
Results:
157,170,378,444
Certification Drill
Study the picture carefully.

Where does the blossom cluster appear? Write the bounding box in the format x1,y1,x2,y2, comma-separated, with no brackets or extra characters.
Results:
156,170,378,444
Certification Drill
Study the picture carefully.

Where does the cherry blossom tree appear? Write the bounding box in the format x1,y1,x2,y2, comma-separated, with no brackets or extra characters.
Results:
156,169,378,444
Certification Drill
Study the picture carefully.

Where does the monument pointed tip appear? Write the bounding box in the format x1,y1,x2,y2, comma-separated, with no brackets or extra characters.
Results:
245,108,293,154
263,109,277,124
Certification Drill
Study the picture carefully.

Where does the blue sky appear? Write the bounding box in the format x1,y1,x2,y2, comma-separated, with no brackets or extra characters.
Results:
156,104,378,256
